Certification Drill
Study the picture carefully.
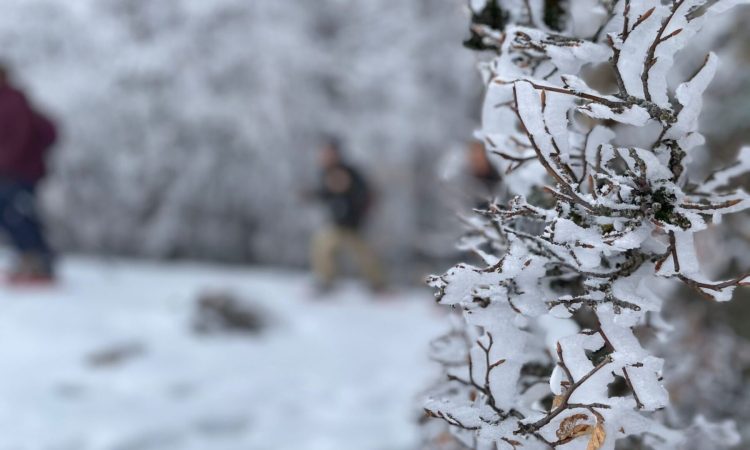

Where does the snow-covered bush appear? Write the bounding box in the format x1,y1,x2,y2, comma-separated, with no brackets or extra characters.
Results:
426,1,750,448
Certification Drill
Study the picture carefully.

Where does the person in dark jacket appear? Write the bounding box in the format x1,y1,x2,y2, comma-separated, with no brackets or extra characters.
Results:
0,64,57,282
309,138,384,292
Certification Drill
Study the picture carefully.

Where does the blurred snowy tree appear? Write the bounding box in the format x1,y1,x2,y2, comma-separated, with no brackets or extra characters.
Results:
0,0,479,266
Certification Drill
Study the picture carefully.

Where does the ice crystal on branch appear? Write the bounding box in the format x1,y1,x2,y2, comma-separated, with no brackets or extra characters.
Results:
426,1,750,449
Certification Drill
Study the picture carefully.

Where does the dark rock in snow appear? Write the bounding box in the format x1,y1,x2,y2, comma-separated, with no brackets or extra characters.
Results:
192,291,269,335
87,342,145,368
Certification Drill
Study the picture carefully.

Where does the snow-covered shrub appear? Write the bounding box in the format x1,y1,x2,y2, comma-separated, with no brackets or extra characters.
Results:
426,1,750,448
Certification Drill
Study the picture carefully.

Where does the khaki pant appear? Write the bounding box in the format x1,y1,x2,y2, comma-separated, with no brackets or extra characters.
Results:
311,226,384,289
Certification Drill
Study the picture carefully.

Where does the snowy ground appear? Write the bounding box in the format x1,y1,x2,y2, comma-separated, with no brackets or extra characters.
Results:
0,258,447,450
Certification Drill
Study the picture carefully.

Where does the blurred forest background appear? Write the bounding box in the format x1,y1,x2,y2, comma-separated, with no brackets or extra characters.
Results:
0,0,482,273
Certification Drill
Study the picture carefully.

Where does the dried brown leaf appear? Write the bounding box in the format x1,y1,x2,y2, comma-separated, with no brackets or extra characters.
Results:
586,422,606,450
556,413,589,440
570,424,593,439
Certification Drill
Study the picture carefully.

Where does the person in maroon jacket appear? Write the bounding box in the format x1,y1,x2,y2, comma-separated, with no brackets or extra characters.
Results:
0,64,57,282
